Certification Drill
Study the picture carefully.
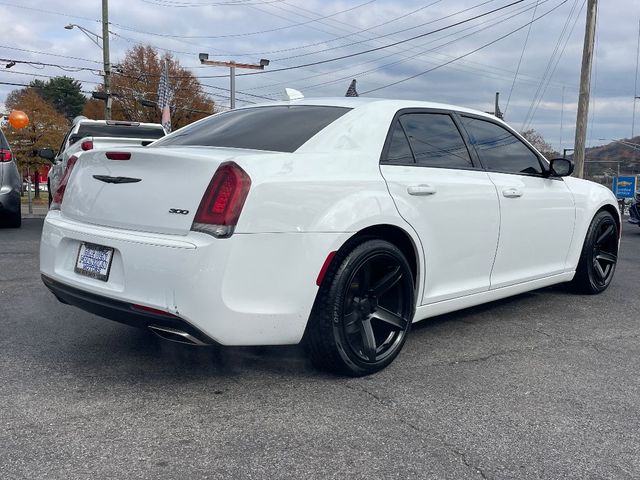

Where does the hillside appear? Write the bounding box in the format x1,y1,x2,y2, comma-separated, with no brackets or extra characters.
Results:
579,137,640,178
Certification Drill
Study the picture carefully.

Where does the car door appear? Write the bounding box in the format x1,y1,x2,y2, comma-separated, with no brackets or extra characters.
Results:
380,110,500,305
459,115,575,289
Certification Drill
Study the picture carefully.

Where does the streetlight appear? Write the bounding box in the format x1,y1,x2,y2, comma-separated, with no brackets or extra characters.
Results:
64,2,111,119
198,53,269,109
64,24,103,49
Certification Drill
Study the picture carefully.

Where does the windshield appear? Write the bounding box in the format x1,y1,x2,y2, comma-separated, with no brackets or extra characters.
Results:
152,105,351,153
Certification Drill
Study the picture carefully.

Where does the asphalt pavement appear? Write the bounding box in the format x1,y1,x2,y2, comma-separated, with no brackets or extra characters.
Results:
1,219,639,479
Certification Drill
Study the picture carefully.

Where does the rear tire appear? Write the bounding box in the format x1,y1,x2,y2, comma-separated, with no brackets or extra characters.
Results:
570,210,618,294
307,239,415,376
7,210,21,228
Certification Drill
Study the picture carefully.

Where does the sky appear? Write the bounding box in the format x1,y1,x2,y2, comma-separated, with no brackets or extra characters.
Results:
0,0,638,151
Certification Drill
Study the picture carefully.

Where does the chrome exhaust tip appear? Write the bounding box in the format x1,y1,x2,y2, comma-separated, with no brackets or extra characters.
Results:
148,325,209,346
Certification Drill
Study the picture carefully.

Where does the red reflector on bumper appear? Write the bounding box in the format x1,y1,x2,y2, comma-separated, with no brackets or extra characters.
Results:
131,304,178,318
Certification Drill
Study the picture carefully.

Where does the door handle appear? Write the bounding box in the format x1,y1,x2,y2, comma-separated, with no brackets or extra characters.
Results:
407,184,437,196
502,187,523,198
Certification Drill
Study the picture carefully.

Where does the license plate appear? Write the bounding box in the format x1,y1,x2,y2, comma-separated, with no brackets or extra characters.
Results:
74,243,114,281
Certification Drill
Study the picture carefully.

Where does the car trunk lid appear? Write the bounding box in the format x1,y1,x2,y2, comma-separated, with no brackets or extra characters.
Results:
60,147,269,235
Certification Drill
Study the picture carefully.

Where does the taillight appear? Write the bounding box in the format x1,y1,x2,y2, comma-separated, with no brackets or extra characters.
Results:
191,162,251,238
81,140,93,151
50,155,78,210
0,149,11,162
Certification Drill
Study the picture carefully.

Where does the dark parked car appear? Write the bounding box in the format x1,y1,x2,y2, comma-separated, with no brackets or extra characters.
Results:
0,127,21,228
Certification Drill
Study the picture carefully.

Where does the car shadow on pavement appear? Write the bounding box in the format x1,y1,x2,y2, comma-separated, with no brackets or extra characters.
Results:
48,289,555,382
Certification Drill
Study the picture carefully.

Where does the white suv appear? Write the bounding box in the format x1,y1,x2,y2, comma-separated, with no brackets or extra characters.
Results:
39,117,165,205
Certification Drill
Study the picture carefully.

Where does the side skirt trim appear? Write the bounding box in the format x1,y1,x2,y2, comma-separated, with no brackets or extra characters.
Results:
413,272,575,322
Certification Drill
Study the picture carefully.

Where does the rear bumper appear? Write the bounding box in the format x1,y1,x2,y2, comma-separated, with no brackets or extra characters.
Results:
42,274,217,345
40,211,349,346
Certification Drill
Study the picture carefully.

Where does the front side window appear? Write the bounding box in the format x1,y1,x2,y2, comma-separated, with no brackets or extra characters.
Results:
399,113,473,169
461,117,543,175
152,105,351,153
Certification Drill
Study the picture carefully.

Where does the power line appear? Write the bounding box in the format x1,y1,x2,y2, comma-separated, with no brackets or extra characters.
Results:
269,0,498,62
525,1,584,129
0,45,101,64
176,1,526,80
200,0,444,59
0,1,99,23
112,0,376,39
0,57,100,73
0,69,103,84
263,0,550,96
238,0,563,96
139,0,287,6
504,0,539,115
361,0,570,95
520,0,581,129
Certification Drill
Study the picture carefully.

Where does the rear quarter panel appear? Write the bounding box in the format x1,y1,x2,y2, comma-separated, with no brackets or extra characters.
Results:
233,102,404,234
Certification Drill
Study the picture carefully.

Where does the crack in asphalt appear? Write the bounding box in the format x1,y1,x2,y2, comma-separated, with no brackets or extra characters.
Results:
426,332,640,368
342,382,491,479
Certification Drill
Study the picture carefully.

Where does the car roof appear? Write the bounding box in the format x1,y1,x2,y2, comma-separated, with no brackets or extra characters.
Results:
75,119,165,128
241,96,503,123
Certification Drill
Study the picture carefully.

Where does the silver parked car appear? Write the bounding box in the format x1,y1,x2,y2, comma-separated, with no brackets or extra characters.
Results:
0,127,21,228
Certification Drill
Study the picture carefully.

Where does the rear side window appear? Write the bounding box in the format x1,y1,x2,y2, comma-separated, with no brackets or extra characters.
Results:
152,105,351,152
399,113,473,169
384,121,414,165
461,117,543,175
77,124,166,139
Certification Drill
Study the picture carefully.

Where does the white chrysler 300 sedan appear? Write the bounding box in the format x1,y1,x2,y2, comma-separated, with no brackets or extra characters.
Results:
40,97,620,376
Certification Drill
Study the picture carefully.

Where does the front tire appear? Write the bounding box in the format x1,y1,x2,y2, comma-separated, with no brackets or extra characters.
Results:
570,210,618,294
307,239,415,376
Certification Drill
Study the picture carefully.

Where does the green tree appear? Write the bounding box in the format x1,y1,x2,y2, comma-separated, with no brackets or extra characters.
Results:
5,88,69,198
30,76,86,121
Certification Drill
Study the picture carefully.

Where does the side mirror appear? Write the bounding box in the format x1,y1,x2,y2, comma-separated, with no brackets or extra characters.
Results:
549,158,574,177
38,148,55,162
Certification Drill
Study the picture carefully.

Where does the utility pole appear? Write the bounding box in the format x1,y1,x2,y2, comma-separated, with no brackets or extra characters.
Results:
198,54,269,109
573,0,598,178
102,0,112,120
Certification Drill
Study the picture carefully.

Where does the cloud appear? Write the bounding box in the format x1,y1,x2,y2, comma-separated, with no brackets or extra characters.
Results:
1,0,639,149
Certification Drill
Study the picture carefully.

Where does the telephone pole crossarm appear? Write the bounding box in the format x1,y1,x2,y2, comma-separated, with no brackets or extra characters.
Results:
198,54,269,109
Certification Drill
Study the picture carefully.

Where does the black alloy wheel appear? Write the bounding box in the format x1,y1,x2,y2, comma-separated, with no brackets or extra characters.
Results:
307,239,415,376
571,210,619,294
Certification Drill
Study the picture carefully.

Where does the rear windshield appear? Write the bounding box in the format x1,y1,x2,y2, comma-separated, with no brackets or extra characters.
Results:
77,124,166,139
152,105,352,152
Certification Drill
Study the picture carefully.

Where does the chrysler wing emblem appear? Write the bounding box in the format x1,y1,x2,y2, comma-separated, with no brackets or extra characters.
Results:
93,175,142,184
